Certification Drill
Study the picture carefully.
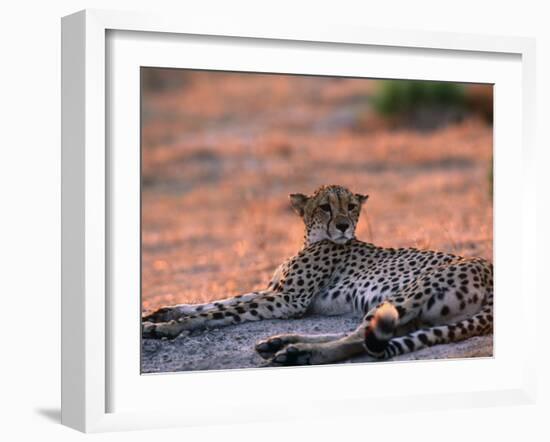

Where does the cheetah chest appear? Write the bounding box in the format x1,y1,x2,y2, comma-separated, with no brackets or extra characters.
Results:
307,284,356,315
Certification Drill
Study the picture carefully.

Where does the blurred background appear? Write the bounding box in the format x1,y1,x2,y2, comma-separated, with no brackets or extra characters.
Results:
141,68,493,314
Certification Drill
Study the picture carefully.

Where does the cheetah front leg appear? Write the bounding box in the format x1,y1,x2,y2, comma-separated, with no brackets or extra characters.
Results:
142,291,265,323
143,262,289,323
142,289,310,339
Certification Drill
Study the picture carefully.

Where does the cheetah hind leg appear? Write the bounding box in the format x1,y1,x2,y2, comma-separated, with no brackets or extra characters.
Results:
255,332,347,360
266,302,399,366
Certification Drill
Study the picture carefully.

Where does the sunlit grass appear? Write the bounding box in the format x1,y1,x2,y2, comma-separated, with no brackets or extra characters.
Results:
141,70,493,313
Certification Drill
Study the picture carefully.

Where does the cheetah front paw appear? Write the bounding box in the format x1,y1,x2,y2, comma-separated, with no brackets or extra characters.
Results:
142,320,190,339
142,321,160,339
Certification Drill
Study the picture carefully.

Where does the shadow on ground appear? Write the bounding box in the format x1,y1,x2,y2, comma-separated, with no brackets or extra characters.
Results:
35,408,61,423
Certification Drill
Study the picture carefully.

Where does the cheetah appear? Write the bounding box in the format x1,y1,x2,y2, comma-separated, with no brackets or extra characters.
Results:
142,185,493,366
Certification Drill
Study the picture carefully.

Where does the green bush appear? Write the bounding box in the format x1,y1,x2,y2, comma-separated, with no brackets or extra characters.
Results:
372,80,466,116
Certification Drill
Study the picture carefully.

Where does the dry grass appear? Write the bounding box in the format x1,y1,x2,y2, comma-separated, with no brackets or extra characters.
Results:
141,70,493,313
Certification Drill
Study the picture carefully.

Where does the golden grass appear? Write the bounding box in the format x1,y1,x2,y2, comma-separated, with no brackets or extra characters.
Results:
141,70,493,313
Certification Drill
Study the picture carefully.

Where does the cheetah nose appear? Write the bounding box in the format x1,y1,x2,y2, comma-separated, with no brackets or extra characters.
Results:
336,223,349,233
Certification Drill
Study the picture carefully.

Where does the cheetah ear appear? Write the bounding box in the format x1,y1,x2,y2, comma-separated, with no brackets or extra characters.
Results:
355,193,369,205
289,193,309,217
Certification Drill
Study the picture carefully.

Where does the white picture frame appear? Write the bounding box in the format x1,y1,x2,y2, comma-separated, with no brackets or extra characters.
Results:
61,9,537,433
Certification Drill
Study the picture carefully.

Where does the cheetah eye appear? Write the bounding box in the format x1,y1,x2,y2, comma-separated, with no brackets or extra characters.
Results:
319,204,331,212
348,204,357,211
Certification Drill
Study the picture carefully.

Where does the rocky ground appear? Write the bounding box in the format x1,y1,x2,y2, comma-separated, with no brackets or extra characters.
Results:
141,315,493,373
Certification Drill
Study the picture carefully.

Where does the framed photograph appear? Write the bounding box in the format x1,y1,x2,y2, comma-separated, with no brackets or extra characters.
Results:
61,9,537,432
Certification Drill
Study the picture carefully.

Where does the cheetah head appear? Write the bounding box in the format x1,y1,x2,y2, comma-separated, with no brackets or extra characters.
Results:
290,185,368,246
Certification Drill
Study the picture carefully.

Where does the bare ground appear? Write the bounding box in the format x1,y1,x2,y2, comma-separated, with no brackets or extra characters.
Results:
141,315,493,373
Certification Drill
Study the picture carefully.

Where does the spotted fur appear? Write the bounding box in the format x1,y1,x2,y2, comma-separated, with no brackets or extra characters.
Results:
142,185,493,365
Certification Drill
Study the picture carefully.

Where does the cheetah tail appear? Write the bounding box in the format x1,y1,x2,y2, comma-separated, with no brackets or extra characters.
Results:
381,304,493,359
364,302,399,357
